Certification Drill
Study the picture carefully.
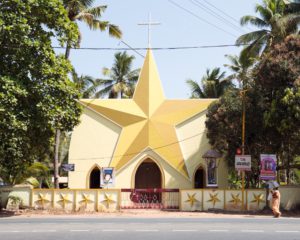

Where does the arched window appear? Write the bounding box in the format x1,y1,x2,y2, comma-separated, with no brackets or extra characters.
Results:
194,167,205,188
89,167,101,189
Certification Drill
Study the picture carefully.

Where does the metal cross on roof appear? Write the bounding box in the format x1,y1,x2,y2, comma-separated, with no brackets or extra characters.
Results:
138,13,161,48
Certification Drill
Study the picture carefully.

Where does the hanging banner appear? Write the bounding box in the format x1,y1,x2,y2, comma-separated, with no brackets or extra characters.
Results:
101,167,115,187
235,155,251,171
260,154,277,180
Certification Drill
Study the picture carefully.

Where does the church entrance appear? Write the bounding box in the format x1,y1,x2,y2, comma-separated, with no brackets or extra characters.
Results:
89,167,101,189
135,159,161,189
194,167,205,188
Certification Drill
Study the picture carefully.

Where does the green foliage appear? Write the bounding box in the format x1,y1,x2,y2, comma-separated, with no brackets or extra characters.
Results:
255,35,300,171
206,35,300,187
0,0,82,185
96,51,140,98
186,68,233,98
63,0,122,58
236,0,300,58
8,195,23,206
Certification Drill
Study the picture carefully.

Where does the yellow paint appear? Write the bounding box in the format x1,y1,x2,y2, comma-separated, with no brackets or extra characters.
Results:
185,193,199,207
79,50,215,178
57,193,72,209
251,193,264,208
101,193,116,208
229,193,242,206
79,193,94,208
207,193,221,208
35,193,50,208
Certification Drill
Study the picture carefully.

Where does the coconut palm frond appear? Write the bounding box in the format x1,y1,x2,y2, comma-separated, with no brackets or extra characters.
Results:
241,15,269,28
236,30,270,45
85,5,107,18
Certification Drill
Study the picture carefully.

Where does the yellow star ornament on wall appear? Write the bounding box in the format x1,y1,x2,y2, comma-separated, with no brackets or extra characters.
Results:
251,193,264,208
35,193,50,208
79,193,94,208
207,193,221,208
185,193,199,207
57,193,72,209
81,50,215,178
101,193,116,209
229,193,242,206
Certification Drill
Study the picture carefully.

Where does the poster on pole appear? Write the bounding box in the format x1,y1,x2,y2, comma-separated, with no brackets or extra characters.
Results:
235,155,251,171
260,154,277,180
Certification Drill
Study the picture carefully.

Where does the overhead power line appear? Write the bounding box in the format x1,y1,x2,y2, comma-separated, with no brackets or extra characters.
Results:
202,0,254,32
52,43,248,51
190,0,246,34
168,0,238,38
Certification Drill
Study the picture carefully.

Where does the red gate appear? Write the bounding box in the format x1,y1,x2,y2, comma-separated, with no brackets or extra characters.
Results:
120,189,179,209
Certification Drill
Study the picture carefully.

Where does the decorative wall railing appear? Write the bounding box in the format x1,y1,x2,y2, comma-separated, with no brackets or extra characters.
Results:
31,189,120,212
120,189,179,209
180,189,267,211
4,187,299,212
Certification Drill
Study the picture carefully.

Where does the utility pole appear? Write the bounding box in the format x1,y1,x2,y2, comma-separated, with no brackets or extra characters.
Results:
241,89,246,210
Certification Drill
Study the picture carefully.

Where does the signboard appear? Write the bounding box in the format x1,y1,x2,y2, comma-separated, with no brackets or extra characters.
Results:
260,154,277,180
235,155,251,171
61,164,75,172
101,167,115,187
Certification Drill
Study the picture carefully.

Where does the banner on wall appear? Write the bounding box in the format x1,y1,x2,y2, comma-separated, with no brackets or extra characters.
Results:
260,154,277,180
101,167,115,187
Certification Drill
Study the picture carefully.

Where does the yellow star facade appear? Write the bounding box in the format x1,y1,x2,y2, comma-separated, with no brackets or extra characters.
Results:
68,50,228,189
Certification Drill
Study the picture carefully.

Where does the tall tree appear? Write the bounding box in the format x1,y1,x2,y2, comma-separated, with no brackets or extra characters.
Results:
71,69,100,98
96,51,140,98
63,0,122,59
53,1,122,188
254,35,300,183
186,68,232,98
224,53,255,89
236,0,300,58
0,0,81,185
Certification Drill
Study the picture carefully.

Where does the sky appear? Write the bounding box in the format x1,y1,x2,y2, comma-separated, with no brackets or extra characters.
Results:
55,0,259,99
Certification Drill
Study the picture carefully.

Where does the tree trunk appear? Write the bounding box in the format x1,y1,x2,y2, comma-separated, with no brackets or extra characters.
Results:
65,41,71,59
54,129,60,189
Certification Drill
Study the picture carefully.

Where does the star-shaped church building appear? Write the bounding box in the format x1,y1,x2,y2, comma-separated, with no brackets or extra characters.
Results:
68,49,228,190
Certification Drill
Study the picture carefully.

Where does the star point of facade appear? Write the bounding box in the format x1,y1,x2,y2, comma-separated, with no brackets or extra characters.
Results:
80,49,215,178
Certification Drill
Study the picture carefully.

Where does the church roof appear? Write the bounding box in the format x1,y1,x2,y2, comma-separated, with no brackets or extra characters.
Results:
80,49,216,178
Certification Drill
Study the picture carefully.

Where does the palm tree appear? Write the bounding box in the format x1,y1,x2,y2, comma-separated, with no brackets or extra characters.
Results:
224,53,255,89
52,1,122,188
236,0,299,58
96,51,140,99
63,0,122,59
186,68,232,98
71,69,100,98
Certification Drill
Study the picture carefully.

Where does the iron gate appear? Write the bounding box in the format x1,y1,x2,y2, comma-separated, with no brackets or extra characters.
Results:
120,188,179,209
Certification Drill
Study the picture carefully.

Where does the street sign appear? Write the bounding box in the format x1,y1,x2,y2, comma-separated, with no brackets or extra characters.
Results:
235,155,251,171
61,164,75,172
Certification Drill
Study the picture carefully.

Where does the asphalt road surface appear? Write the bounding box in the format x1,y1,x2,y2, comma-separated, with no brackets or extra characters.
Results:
0,216,299,240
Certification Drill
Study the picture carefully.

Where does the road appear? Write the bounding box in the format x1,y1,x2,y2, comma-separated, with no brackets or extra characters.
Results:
0,216,299,240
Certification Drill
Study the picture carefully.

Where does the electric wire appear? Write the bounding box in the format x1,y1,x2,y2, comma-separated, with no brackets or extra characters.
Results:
69,130,206,161
52,43,248,51
190,0,246,34
168,0,238,38
202,0,254,32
